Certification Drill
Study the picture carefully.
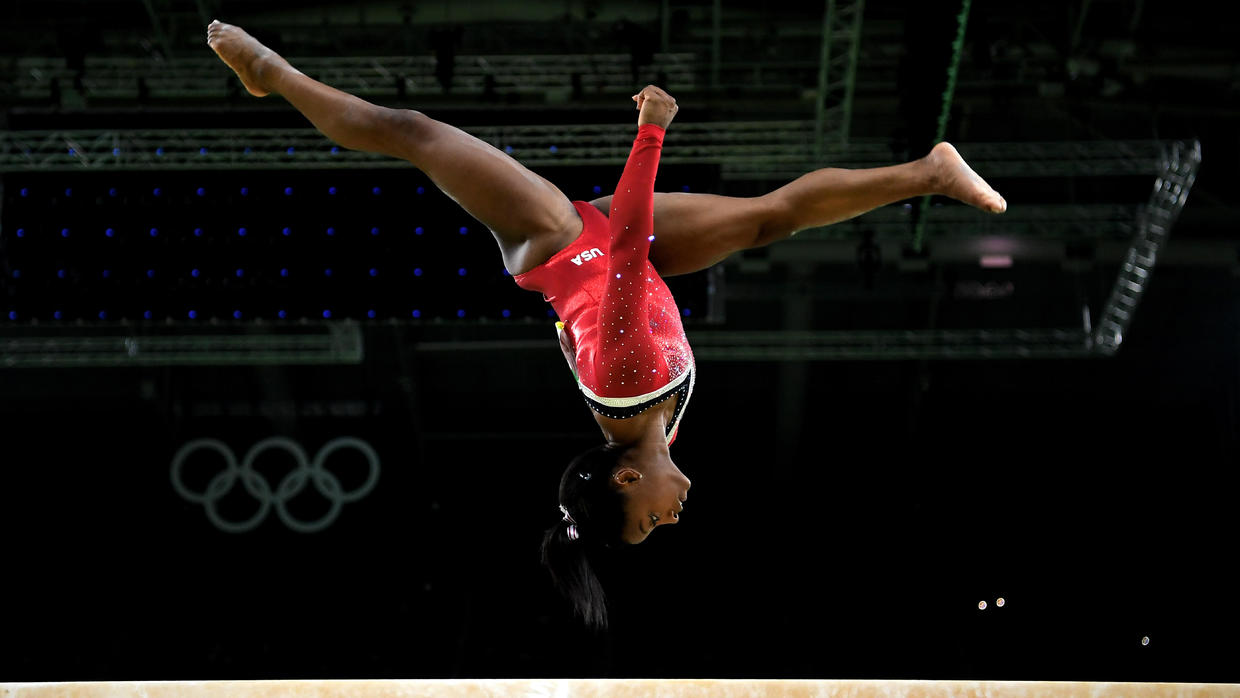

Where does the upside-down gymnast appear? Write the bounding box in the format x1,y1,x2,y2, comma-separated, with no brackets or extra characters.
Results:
207,20,1007,628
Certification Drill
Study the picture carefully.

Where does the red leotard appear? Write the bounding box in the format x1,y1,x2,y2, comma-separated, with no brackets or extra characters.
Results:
513,124,694,445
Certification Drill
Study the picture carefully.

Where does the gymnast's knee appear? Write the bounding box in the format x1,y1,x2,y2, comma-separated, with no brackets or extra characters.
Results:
370,108,434,160
747,195,798,249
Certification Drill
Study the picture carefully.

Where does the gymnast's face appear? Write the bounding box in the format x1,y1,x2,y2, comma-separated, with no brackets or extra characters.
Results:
615,463,691,544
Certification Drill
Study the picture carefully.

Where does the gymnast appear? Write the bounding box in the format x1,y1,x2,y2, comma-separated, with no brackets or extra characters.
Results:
206,20,1006,628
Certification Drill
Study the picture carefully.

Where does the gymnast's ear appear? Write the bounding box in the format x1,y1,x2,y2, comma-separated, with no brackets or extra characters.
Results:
611,467,643,487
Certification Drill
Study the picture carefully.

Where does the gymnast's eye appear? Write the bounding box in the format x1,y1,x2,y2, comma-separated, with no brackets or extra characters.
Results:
650,514,660,525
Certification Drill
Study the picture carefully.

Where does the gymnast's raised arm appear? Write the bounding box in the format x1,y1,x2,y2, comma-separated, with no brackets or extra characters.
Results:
592,86,679,395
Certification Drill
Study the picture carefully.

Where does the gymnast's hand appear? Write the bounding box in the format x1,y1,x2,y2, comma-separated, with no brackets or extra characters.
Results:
633,85,678,130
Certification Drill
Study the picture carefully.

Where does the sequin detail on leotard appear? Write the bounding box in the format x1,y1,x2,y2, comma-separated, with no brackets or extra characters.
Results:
513,124,694,444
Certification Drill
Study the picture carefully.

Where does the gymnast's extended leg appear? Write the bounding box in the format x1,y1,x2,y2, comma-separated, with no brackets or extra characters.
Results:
594,145,1006,277
206,20,580,275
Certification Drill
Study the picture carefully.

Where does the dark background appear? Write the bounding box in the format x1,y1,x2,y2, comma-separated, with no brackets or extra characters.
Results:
1,0,1238,684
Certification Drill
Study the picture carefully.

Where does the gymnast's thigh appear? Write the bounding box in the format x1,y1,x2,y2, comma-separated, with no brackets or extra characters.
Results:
589,192,777,277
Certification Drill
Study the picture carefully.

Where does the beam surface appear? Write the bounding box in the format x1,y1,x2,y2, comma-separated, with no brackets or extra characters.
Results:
2,680,1238,698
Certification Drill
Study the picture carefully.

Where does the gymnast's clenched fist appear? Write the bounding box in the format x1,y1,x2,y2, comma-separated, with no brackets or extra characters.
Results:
633,85,678,130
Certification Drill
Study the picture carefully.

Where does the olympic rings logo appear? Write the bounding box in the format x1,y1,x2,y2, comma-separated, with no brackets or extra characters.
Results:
171,437,381,533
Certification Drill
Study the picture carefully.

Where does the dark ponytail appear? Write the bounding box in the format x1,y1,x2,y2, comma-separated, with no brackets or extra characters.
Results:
540,443,627,630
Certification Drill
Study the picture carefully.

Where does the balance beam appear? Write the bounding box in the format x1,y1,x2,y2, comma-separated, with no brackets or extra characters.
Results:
2,680,1238,697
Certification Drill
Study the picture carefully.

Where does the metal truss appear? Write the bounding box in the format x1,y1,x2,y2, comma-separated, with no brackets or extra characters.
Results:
722,140,1170,181
0,125,1171,179
0,127,1198,363
689,328,1093,360
0,121,815,172
815,0,865,149
0,321,362,367
700,141,1202,361
1091,140,1201,355
10,53,698,101
792,203,1137,241
408,327,1094,361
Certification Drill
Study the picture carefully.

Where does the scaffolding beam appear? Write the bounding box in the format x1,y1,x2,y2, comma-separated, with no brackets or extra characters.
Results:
10,53,698,101
689,328,1093,361
0,127,1171,178
0,322,363,367
1091,139,1201,355
814,0,865,155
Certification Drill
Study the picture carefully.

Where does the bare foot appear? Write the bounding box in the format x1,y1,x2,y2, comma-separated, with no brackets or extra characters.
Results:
206,20,281,97
927,142,1007,214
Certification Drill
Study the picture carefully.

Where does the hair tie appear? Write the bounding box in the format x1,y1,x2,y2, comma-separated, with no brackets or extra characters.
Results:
559,505,580,540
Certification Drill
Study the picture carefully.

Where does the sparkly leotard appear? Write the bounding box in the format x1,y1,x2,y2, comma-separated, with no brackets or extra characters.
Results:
513,124,694,445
